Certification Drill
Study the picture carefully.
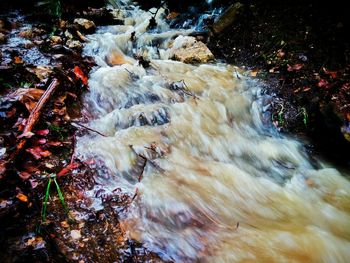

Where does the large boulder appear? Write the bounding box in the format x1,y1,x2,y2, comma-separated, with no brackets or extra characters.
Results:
170,36,214,63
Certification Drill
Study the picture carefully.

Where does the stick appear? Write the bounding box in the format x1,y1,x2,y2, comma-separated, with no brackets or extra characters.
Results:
71,121,107,137
15,79,60,156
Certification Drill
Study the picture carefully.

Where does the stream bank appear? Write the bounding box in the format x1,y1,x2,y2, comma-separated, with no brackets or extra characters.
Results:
1,0,350,262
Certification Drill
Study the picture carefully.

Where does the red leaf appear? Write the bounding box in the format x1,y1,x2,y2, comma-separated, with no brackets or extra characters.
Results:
37,138,47,145
36,129,49,136
19,171,31,180
73,66,88,85
26,146,51,160
317,79,329,88
323,68,337,78
57,162,80,177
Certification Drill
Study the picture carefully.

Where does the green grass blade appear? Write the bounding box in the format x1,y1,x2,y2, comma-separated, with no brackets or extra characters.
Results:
53,178,68,214
42,178,52,223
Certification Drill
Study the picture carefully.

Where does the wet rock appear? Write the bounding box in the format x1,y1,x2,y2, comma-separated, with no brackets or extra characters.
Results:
66,40,83,49
170,36,214,63
110,9,124,21
50,36,62,44
64,30,73,40
59,19,67,29
74,18,96,32
18,29,33,39
0,32,6,44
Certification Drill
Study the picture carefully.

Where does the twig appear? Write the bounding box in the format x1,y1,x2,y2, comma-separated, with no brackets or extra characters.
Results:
71,121,107,137
15,79,60,156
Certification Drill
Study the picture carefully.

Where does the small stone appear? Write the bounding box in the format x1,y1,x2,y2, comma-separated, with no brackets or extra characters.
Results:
66,40,82,49
70,230,81,240
50,36,62,44
74,18,96,31
64,30,73,40
18,29,33,38
59,19,67,29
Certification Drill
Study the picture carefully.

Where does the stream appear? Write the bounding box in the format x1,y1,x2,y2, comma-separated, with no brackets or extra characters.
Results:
76,1,350,262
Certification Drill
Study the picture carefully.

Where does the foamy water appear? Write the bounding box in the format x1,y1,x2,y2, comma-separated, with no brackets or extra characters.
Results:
76,1,350,262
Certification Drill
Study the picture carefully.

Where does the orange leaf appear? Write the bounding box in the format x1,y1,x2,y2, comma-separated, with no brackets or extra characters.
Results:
73,66,88,85
14,56,23,64
16,193,28,202
57,162,80,177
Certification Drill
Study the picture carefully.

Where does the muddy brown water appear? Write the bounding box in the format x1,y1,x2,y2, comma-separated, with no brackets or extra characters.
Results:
76,1,350,262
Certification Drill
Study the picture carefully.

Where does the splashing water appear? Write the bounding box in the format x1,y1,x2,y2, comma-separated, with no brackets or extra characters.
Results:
77,2,350,262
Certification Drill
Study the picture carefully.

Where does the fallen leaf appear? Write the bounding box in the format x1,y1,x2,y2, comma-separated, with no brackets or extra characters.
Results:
37,138,47,144
13,56,23,64
18,131,35,139
8,88,45,112
16,193,28,202
317,79,329,88
73,66,88,85
36,129,49,136
26,146,52,160
19,171,31,180
47,141,62,147
323,67,337,78
57,162,80,177
287,64,303,72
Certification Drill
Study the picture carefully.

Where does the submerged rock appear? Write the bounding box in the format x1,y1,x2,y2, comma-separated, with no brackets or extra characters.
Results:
170,36,214,63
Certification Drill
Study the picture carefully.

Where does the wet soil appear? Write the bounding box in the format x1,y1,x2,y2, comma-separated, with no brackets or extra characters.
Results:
1,2,160,262
207,0,350,165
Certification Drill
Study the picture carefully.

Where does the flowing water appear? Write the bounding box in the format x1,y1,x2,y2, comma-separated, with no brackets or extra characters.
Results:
77,2,350,262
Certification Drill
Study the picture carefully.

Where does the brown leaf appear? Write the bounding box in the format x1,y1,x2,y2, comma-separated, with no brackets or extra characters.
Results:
26,146,52,160
9,88,45,112
16,193,28,202
287,64,303,72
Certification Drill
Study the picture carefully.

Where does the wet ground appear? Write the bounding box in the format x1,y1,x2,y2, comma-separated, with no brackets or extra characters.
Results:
1,0,350,262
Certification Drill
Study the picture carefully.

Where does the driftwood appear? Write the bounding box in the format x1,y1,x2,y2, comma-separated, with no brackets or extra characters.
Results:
14,79,60,156
210,2,244,35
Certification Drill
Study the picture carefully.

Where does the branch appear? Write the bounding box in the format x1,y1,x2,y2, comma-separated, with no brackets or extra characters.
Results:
15,79,60,156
